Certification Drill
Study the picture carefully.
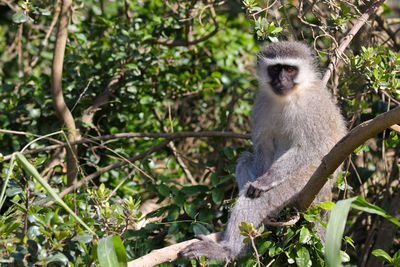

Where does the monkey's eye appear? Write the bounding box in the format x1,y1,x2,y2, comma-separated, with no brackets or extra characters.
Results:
285,66,297,73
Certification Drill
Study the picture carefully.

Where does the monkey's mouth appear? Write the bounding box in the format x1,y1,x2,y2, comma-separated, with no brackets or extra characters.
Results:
271,82,295,96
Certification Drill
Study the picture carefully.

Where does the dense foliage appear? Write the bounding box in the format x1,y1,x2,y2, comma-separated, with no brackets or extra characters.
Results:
0,0,399,266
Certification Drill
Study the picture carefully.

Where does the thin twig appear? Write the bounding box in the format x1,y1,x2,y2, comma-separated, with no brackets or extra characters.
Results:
2,131,250,161
0,0,18,12
250,236,261,267
56,139,171,200
29,8,60,69
0,129,63,144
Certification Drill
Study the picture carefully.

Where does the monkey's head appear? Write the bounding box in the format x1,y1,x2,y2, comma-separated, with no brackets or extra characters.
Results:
257,41,320,97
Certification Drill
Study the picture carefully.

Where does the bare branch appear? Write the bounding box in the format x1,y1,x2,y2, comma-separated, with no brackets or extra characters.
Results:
0,129,63,144
2,131,250,161
81,73,125,127
29,8,60,69
51,0,78,186
124,0,133,22
322,0,386,85
152,27,219,47
56,139,170,200
42,131,249,199
153,107,196,184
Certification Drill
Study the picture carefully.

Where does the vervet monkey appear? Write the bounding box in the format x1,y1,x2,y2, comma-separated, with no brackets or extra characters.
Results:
180,41,347,261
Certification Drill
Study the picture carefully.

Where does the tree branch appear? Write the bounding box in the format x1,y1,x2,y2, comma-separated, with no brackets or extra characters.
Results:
26,131,249,200
152,26,219,47
127,233,222,267
51,0,78,186
56,139,171,200
29,8,60,69
2,131,250,161
295,107,400,211
321,0,386,85
81,73,125,128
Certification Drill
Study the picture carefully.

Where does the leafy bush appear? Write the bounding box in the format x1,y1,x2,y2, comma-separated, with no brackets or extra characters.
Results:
0,0,399,266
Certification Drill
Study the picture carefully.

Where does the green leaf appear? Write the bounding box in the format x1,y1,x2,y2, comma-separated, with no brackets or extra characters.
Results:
351,196,400,227
167,205,180,221
15,152,96,236
181,185,209,195
295,246,312,267
146,205,170,218
299,227,311,244
320,201,335,210
325,197,357,267
33,8,51,15
12,12,29,23
344,236,355,249
258,240,272,255
156,184,170,197
340,250,350,263
393,249,400,265
211,187,224,204
184,202,197,218
97,235,127,267
271,26,283,34
46,252,69,265
191,223,210,236
372,249,392,264
223,146,234,160
303,213,317,222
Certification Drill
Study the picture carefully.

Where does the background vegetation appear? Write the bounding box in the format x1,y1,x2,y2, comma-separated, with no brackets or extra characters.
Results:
0,0,399,266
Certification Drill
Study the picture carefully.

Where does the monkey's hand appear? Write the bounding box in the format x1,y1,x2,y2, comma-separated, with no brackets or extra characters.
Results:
179,235,230,261
246,183,264,198
246,178,285,198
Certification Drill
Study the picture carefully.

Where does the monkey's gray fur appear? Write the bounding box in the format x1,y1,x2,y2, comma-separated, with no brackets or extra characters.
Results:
180,41,347,261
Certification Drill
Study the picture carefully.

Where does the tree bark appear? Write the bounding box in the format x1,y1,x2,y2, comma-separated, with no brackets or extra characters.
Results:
51,0,78,186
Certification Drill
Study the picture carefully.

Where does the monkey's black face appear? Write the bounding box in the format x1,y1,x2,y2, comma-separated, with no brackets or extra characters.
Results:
267,64,299,96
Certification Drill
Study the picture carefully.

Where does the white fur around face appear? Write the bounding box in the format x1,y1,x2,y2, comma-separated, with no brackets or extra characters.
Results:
257,57,318,96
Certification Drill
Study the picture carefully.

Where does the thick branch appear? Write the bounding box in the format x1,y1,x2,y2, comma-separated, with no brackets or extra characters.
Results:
295,107,400,210
321,0,385,85
127,233,222,267
51,0,78,186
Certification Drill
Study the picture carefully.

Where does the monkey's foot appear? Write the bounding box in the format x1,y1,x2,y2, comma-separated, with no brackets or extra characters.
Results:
179,235,230,261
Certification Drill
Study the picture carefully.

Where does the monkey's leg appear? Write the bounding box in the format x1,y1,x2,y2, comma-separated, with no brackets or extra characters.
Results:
235,152,256,191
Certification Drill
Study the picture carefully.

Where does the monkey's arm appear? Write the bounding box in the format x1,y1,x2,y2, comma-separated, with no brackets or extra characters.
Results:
247,146,314,198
